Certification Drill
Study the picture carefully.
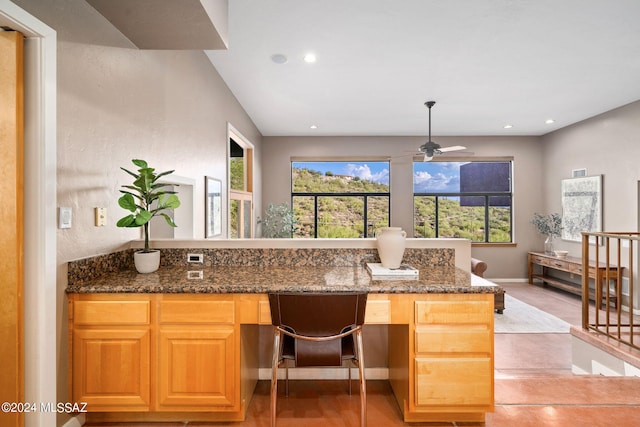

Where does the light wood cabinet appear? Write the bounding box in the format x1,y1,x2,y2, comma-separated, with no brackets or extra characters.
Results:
69,294,246,420
69,292,494,423
406,294,494,422
70,295,152,411
157,296,237,411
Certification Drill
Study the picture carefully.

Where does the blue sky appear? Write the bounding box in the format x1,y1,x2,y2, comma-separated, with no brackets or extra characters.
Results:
413,162,464,193
293,161,466,192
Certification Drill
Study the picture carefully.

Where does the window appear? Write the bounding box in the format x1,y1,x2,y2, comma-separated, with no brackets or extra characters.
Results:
228,127,254,238
413,161,512,243
291,161,390,238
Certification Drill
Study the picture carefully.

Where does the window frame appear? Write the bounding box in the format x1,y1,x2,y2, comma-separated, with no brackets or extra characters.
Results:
291,160,391,238
413,159,514,243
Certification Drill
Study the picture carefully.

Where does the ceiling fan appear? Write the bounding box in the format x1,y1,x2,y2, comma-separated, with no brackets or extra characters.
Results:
417,101,466,161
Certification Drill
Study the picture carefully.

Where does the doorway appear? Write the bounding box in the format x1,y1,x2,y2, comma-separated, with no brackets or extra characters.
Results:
228,125,254,238
0,4,58,426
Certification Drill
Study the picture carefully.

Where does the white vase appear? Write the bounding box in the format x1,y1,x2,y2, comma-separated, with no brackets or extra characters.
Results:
376,227,407,269
134,250,160,273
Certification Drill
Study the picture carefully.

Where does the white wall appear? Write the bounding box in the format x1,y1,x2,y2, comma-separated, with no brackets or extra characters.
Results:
541,100,640,311
262,135,544,279
14,0,262,263
541,100,640,239
261,102,640,283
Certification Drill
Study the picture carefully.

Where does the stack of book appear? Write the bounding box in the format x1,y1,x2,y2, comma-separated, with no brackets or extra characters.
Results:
366,263,419,280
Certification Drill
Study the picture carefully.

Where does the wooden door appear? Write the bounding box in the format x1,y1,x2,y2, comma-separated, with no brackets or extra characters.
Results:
158,326,236,409
0,30,24,427
71,296,152,411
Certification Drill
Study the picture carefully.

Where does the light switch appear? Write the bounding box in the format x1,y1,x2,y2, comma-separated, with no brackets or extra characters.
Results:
59,207,72,229
95,207,107,227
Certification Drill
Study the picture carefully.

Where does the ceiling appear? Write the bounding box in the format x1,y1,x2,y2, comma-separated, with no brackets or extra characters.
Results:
205,0,640,137
85,0,228,49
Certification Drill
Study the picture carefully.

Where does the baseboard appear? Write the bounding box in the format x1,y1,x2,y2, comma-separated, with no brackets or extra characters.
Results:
62,414,85,427
488,278,529,283
258,367,388,381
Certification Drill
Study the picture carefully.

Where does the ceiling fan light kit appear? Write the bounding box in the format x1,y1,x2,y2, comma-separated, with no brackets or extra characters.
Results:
419,100,466,161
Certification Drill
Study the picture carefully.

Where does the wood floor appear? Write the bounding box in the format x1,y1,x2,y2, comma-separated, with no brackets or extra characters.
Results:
84,282,640,427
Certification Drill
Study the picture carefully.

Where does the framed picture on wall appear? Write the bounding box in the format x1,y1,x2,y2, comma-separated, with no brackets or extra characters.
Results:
205,177,222,238
561,175,602,242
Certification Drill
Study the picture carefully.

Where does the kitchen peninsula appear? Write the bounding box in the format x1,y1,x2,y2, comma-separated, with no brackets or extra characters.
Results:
66,239,500,424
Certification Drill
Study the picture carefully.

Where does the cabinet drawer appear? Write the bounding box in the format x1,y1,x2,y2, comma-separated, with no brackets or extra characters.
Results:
160,300,235,324
415,357,493,407
546,259,569,270
74,300,150,326
530,255,547,265
415,326,491,354
568,262,583,275
415,300,492,325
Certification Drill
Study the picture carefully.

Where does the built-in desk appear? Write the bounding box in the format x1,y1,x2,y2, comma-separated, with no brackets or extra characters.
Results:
528,251,620,307
67,265,500,424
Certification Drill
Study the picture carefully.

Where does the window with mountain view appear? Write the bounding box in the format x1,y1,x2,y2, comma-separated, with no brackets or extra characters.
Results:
413,160,513,243
291,161,390,238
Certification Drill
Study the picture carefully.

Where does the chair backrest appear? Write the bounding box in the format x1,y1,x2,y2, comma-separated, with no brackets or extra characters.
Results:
269,293,368,337
268,293,368,367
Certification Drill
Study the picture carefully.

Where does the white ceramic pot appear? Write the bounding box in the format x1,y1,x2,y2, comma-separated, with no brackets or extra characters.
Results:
134,250,160,274
376,227,407,269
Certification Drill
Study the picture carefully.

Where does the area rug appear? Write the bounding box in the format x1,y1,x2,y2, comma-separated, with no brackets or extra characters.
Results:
494,294,570,333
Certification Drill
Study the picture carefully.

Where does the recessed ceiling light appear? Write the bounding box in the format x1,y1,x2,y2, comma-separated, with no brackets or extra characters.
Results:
271,54,288,64
303,53,317,63
545,119,555,124
503,124,513,129
310,125,318,129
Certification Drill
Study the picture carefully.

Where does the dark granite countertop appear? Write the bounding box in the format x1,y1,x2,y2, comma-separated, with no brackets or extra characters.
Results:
65,265,502,294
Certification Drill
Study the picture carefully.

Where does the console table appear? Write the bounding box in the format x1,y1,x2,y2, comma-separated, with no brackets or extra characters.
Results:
528,251,620,306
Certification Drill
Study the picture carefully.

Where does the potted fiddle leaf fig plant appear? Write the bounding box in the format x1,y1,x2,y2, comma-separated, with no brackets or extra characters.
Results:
117,159,181,273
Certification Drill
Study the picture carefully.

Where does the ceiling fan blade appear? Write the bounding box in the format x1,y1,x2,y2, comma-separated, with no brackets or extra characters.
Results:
439,145,466,152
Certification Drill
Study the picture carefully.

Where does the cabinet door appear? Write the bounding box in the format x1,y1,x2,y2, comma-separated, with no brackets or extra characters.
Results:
72,328,150,411
158,326,236,410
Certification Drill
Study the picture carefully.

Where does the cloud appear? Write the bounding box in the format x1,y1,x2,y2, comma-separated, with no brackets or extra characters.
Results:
345,163,389,185
413,170,459,192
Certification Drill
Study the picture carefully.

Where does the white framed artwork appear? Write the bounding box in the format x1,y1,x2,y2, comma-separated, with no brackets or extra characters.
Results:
561,175,602,242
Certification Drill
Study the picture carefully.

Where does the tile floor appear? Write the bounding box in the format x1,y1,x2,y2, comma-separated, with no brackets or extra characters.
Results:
84,283,640,427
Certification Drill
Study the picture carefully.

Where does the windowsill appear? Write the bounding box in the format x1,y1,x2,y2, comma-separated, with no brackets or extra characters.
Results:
471,242,517,247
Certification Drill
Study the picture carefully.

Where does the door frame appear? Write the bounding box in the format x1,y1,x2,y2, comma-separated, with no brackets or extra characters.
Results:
227,123,254,238
0,2,57,425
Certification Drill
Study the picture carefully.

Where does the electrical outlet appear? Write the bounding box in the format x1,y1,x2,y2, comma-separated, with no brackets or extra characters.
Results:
187,253,204,263
187,270,204,280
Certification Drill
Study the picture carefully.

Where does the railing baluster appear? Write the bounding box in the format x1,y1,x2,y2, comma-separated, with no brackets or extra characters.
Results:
581,232,590,330
630,239,635,347
581,231,639,351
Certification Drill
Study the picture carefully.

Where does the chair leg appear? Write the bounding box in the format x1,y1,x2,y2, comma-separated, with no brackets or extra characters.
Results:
355,329,366,427
285,359,289,397
271,330,281,427
348,360,352,396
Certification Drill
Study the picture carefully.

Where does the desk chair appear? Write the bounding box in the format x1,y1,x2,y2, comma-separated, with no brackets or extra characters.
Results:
268,292,368,427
